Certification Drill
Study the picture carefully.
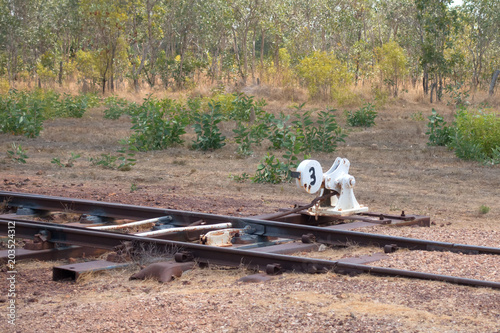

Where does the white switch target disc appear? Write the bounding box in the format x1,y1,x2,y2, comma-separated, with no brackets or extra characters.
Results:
296,159,322,194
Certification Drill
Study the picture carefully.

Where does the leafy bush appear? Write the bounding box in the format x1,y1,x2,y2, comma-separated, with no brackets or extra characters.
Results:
426,109,454,146
103,95,128,120
445,82,470,108
192,102,226,151
252,129,307,184
452,108,500,163
268,112,292,150
51,152,81,168
345,103,378,127
296,51,353,103
56,93,88,118
104,105,126,120
229,93,267,121
127,97,186,151
252,153,287,184
89,148,136,171
7,143,28,164
0,90,45,137
293,105,346,152
426,107,500,165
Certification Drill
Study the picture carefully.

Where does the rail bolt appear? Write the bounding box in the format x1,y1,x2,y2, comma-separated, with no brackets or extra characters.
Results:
301,233,316,244
266,263,283,276
384,244,399,253
174,251,194,263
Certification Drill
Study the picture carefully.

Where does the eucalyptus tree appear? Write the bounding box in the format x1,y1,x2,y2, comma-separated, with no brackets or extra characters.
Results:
461,0,500,91
127,0,165,91
79,0,129,94
415,0,458,101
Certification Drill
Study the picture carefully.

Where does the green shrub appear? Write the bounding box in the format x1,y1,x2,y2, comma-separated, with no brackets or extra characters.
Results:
252,153,287,184
103,95,128,120
252,128,307,184
293,105,346,152
192,102,226,151
296,51,353,102
426,109,454,146
0,91,45,137
345,103,377,127
453,108,500,161
127,97,186,151
7,143,28,164
56,93,88,118
104,105,125,120
479,205,490,214
426,107,500,165
89,148,136,171
51,152,81,167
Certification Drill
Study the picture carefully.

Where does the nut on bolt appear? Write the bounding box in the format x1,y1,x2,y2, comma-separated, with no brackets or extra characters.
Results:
175,251,194,262
384,244,399,253
266,263,283,275
301,233,316,244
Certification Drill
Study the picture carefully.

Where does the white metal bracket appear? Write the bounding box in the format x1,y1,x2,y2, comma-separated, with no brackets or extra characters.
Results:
294,157,368,216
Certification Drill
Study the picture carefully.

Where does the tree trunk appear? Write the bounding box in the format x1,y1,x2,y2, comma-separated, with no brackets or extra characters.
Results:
430,82,437,103
58,61,63,86
251,29,256,83
242,28,248,85
489,70,499,96
260,28,265,81
231,27,244,83
423,67,429,95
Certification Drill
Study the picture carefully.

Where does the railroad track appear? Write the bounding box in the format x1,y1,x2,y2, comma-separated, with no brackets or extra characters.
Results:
0,191,499,289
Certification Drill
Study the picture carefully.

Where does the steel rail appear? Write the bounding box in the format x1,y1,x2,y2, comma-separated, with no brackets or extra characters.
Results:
1,218,500,289
1,191,499,255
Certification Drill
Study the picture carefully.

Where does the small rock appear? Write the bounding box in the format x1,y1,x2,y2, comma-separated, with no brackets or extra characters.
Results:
318,244,328,252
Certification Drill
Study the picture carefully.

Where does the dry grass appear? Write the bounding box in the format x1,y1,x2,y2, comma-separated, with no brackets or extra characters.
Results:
1,81,500,332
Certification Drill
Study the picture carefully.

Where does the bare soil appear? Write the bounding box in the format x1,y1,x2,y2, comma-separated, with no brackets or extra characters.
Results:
0,96,499,332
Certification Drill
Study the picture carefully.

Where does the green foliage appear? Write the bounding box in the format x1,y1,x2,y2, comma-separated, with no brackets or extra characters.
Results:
252,128,308,184
426,109,454,146
0,90,93,134
127,97,187,151
252,153,288,184
51,152,81,168
296,51,353,103
82,93,101,108
192,102,226,151
452,108,500,163
374,41,408,97
233,110,272,157
411,112,425,122
104,105,126,120
445,82,470,108
89,148,136,171
426,107,500,165
293,105,346,152
103,95,128,120
479,205,490,215
268,112,292,150
229,173,250,183
0,90,45,138
346,103,378,127
229,93,267,121
56,93,88,118
7,143,28,164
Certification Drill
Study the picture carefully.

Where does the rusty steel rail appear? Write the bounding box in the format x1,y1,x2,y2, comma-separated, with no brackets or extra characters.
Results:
1,218,500,289
0,192,500,255
0,191,499,255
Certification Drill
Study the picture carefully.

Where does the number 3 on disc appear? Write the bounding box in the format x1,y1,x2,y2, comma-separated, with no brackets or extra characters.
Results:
296,160,322,194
